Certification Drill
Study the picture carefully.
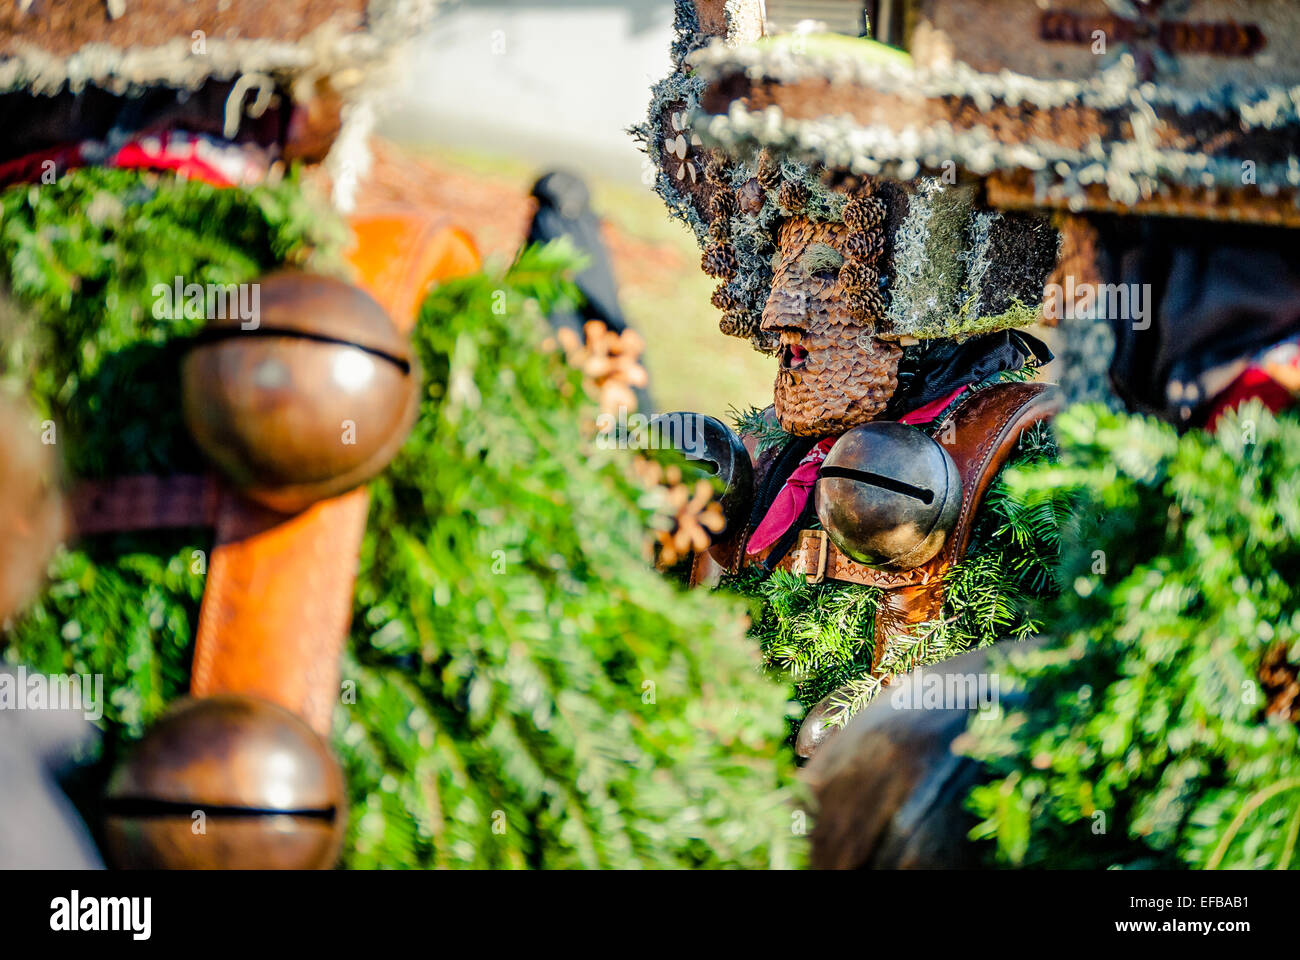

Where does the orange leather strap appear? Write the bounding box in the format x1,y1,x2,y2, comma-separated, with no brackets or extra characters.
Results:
189,208,480,734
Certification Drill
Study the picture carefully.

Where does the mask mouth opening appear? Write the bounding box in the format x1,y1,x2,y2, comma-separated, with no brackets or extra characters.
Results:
779,333,809,371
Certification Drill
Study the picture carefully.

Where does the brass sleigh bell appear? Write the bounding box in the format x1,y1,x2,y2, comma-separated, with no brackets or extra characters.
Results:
180,272,420,514
103,695,346,870
649,411,753,531
815,421,961,571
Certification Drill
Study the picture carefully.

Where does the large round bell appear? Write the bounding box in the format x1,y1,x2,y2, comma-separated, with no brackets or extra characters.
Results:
815,421,961,571
103,695,346,870
648,411,753,531
0,395,65,619
181,272,420,514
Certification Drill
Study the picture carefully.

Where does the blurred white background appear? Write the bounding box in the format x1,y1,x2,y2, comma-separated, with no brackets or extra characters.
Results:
380,0,676,183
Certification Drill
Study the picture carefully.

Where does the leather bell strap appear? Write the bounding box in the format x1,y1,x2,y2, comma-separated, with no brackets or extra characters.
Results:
70,474,222,536
771,383,1062,608
188,208,480,735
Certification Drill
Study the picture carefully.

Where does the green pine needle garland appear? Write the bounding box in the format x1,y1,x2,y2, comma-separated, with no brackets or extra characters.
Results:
963,402,1300,870
0,168,803,869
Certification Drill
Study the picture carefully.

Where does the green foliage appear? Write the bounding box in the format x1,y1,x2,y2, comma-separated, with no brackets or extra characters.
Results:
1,169,801,869
964,402,1300,869
0,166,345,477
343,243,802,868
725,420,1065,727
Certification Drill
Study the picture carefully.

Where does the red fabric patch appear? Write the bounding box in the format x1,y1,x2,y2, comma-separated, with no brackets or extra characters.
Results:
1204,367,1294,432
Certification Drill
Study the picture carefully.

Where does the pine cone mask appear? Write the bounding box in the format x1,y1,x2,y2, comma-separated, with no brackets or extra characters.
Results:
762,218,900,436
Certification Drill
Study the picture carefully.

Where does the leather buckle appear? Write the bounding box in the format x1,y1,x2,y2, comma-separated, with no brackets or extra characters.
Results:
805,529,830,584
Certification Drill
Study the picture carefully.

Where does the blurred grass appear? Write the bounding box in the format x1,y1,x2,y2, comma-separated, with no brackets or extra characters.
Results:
401,144,775,422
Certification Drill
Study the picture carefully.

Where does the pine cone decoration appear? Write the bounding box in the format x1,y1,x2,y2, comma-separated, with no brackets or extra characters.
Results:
777,179,809,214
708,189,738,221
704,154,730,187
702,242,738,280
843,197,886,233
842,230,884,265
838,260,880,295
719,309,757,339
737,177,765,215
820,169,877,199
708,217,730,242
757,149,781,190
847,288,887,322
710,283,741,313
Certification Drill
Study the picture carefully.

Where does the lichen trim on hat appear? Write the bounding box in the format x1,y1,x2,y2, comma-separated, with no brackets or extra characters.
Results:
687,31,1300,224
0,0,437,96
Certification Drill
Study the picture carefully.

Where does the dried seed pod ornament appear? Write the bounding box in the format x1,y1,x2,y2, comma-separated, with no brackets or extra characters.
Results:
701,242,738,280
777,179,809,215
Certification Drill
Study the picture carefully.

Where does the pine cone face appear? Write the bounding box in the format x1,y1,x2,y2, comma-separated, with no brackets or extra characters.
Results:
702,243,738,280
843,197,886,234
760,218,899,435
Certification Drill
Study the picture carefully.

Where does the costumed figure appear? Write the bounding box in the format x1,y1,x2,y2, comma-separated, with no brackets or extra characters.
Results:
637,0,1067,762
732,0,1300,870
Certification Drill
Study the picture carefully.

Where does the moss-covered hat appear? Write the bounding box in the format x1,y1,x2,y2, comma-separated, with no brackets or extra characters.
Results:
688,0,1300,227
0,1,436,204
0,0,432,96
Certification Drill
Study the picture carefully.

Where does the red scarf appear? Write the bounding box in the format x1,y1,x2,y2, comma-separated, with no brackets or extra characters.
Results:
746,385,967,555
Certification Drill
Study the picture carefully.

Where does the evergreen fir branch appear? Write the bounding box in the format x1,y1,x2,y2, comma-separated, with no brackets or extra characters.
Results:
729,404,794,454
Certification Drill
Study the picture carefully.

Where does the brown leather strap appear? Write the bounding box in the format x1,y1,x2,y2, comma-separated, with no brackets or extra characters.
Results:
190,208,480,735
70,474,221,537
772,382,1061,596
190,489,371,735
